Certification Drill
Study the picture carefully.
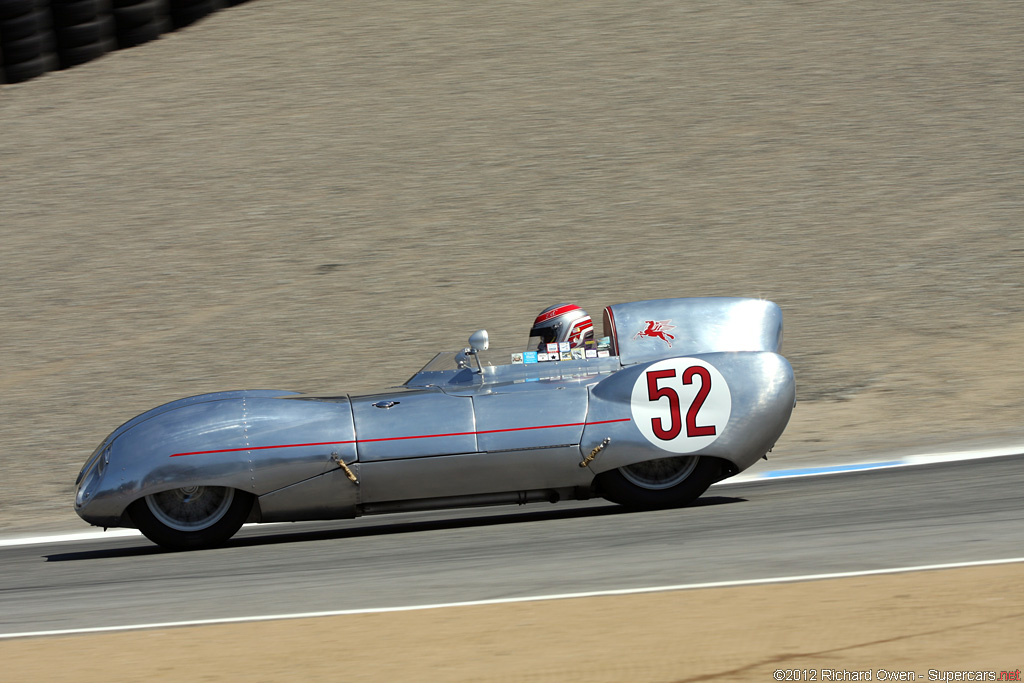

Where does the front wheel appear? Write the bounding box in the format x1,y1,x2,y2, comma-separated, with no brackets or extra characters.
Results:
596,456,720,509
129,486,252,551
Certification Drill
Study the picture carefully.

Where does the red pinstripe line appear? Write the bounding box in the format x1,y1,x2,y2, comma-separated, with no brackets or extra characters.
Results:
169,418,631,457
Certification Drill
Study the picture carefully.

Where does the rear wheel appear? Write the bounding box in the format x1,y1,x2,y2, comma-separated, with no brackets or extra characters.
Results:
596,456,720,509
130,486,252,550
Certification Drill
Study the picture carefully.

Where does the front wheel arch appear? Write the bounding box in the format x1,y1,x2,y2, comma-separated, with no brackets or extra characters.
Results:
128,486,253,551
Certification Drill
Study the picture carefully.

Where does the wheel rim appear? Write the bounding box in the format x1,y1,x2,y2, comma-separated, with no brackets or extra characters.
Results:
619,456,699,490
145,486,235,532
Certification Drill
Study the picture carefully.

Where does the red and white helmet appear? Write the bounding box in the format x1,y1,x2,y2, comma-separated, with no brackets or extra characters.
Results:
528,303,594,350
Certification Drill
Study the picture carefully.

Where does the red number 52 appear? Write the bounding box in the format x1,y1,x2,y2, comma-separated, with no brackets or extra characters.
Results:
645,366,717,441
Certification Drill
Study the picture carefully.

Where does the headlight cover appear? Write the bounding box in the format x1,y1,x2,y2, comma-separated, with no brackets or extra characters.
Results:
77,439,113,483
75,444,110,508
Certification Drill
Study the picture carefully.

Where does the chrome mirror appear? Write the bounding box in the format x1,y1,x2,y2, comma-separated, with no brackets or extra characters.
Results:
468,329,489,353
462,329,489,375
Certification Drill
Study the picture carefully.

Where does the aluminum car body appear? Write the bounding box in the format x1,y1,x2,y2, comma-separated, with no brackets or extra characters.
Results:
75,297,796,534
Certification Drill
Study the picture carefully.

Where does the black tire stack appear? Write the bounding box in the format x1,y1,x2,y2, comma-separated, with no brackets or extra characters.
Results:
112,0,167,49
49,0,116,69
167,0,220,30
0,0,56,83
33,0,60,70
2,0,234,85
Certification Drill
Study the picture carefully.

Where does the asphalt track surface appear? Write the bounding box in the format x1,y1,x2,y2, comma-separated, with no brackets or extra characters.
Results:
3,453,1022,639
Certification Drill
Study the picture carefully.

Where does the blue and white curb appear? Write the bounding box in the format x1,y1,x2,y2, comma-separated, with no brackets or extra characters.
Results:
725,442,1024,484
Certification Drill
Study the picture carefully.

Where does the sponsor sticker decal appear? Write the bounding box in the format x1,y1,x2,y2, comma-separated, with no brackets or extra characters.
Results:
630,357,731,453
510,352,524,364
633,319,676,347
523,351,538,364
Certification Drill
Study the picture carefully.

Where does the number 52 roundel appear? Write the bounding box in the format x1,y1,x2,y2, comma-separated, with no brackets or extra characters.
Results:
630,358,732,454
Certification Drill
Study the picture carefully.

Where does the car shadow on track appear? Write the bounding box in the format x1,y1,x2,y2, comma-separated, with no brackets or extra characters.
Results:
44,496,746,561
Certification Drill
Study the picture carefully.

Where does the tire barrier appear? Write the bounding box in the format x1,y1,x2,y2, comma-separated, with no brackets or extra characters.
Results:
167,0,218,31
50,0,116,69
0,0,240,85
0,0,51,83
33,0,60,70
112,0,168,49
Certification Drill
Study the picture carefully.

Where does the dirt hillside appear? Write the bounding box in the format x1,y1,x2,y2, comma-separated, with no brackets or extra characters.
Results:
1,0,1022,531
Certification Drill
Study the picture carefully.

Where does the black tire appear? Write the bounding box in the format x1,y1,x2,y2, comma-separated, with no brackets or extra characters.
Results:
168,0,214,29
114,18,161,47
49,0,106,27
595,455,721,509
2,52,48,81
55,14,112,48
0,1,54,82
112,0,159,28
0,6,39,39
56,35,113,67
0,0,33,20
129,486,253,551
33,0,57,57
1,31,43,63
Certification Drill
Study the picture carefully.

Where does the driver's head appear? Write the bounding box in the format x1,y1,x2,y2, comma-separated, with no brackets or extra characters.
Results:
528,303,594,350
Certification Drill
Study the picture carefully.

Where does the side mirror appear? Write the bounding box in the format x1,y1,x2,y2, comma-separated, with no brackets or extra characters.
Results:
468,329,489,353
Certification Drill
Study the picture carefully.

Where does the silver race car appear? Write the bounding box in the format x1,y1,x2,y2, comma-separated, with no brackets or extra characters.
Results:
75,297,796,550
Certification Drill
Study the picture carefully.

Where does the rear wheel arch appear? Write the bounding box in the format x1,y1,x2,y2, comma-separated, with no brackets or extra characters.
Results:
595,455,729,509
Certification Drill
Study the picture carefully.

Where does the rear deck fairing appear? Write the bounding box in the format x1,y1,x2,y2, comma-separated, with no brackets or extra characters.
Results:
581,351,795,475
603,297,783,365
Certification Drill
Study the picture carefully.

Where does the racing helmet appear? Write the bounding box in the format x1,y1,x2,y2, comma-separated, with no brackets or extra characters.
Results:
528,303,594,350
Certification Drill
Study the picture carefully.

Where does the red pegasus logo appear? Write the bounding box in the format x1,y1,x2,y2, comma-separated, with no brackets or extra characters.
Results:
634,319,676,347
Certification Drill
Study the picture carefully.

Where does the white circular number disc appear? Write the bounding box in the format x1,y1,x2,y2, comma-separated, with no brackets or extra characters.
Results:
630,357,732,453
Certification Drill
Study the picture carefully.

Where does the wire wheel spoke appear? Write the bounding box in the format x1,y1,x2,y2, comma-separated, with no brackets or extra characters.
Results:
145,486,234,532
619,456,699,490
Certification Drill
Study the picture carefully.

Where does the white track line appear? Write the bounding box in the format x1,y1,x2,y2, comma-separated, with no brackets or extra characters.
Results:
2,556,1022,640
3,442,1022,549
0,528,143,547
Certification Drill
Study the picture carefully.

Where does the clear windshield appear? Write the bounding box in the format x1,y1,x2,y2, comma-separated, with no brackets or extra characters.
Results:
414,347,526,374
415,351,465,373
